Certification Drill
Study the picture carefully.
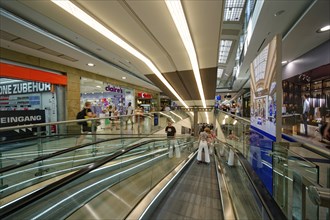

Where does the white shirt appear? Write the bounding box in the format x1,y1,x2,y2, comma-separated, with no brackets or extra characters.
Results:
165,106,171,111
126,106,134,115
303,99,310,114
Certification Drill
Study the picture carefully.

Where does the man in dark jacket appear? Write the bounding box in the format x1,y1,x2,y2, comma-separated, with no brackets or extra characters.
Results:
165,121,180,158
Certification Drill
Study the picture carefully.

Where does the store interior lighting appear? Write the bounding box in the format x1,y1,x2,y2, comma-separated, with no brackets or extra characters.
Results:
52,0,189,108
298,73,311,82
165,0,206,108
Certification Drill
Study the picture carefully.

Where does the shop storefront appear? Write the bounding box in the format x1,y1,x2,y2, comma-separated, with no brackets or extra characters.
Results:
80,78,134,116
136,91,154,112
281,40,330,142
160,95,171,111
282,64,330,137
0,61,67,140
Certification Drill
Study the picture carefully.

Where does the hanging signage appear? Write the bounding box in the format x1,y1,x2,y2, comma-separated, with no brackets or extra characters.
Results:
0,82,51,95
137,92,152,99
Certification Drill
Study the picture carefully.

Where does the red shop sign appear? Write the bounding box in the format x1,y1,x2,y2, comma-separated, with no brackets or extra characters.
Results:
137,92,152,99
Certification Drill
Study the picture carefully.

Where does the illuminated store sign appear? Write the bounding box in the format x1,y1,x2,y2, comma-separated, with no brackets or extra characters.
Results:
137,92,152,99
105,85,123,93
0,82,51,95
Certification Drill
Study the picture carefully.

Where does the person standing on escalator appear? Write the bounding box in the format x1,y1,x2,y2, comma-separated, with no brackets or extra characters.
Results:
165,121,180,158
76,101,96,145
197,127,211,164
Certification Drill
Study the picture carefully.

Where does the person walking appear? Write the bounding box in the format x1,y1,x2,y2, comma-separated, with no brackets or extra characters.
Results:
302,94,310,136
165,121,180,158
76,101,96,145
197,127,211,164
113,106,120,130
125,102,134,130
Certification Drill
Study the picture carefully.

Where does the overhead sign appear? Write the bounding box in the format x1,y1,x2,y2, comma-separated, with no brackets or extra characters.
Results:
0,82,51,95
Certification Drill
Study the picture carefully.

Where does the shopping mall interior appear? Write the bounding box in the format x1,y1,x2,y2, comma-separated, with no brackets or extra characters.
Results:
0,0,329,219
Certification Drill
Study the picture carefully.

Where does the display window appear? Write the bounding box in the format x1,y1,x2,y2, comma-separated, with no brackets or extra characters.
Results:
282,63,330,139
0,62,67,140
136,91,154,112
80,78,135,117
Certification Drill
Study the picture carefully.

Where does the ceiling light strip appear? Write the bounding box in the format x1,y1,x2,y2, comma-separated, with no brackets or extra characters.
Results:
51,0,188,108
165,0,206,108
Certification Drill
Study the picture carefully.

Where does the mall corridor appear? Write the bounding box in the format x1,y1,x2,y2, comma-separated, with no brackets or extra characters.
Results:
1,0,329,219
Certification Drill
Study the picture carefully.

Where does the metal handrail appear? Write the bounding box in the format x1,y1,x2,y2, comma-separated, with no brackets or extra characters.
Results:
0,138,169,218
217,111,330,159
308,186,330,207
282,133,330,159
0,135,189,174
218,110,250,123
0,136,141,173
0,110,189,132
216,138,287,220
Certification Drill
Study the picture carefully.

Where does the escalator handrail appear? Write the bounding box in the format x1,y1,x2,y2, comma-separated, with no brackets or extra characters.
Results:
218,110,250,123
282,133,330,159
0,136,160,174
0,138,170,218
218,110,329,160
0,111,190,132
0,133,160,146
216,139,287,220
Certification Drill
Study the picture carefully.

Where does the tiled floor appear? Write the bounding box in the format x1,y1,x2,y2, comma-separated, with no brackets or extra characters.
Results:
149,156,224,220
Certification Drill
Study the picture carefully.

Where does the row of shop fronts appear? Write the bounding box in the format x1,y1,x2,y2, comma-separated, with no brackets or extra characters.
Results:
0,60,161,139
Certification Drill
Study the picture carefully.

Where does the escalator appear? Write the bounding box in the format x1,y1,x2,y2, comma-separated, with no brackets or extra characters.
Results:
0,137,196,219
1,136,288,220
147,156,223,220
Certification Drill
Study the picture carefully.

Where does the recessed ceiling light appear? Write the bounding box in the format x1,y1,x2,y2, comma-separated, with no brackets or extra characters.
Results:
282,61,288,64
87,63,95,67
96,85,101,88
122,76,126,80
274,10,285,17
316,25,330,33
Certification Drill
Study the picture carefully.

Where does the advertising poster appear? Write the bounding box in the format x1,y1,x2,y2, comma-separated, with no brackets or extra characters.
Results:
249,35,282,195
